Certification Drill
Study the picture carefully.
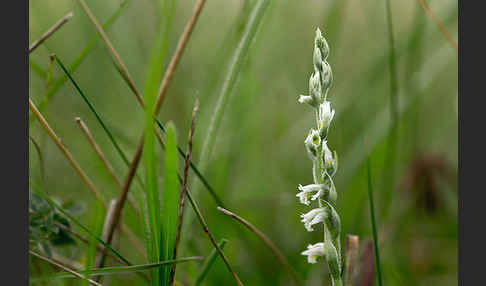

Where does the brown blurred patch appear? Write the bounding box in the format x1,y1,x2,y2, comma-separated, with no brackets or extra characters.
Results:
399,153,456,214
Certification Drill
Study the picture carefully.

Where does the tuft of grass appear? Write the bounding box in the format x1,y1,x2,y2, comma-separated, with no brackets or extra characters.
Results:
366,157,383,286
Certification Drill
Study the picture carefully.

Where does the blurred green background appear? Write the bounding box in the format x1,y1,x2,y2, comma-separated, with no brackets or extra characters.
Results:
29,0,457,285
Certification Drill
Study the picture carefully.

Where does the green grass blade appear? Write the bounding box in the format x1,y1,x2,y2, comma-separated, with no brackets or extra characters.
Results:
32,0,130,123
195,0,269,198
366,157,383,286
194,239,228,286
30,257,203,282
160,123,180,285
30,188,131,266
82,201,104,286
54,55,130,166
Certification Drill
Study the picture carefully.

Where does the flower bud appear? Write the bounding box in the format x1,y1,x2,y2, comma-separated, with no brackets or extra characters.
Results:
321,61,333,92
315,28,330,60
313,46,323,70
309,72,322,103
317,101,335,135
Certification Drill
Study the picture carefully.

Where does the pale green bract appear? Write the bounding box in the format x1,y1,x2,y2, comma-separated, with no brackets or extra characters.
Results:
297,28,343,286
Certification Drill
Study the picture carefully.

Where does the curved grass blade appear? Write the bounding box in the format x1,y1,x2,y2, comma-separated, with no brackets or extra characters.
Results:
366,157,383,286
30,257,204,282
193,239,228,286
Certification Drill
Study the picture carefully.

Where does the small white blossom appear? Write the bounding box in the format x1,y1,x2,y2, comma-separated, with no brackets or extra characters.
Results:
301,208,326,231
301,242,325,264
304,129,321,159
298,94,315,106
317,101,335,131
296,184,325,205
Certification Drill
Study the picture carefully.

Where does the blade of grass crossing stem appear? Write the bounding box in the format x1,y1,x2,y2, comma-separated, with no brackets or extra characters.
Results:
366,157,383,286
154,121,224,207
194,239,228,286
54,55,130,166
160,123,180,285
31,257,204,282
83,201,104,286
31,0,129,124
193,0,269,206
30,188,131,266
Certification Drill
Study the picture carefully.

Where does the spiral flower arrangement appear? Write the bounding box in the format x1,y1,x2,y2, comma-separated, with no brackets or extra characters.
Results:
297,28,343,286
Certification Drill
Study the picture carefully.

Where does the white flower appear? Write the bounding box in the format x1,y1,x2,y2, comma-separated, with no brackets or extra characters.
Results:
304,129,321,159
301,242,325,264
317,101,335,131
301,208,326,231
298,94,315,106
296,184,324,205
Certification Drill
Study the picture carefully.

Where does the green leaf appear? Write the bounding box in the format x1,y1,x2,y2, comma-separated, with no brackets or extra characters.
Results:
159,122,180,285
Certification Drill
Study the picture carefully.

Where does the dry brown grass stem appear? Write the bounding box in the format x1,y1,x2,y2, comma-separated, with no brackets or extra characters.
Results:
29,98,104,203
154,0,207,114
169,99,200,286
29,250,104,286
217,207,302,286
76,0,144,106
29,12,73,53
75,117,140,216
345,235,360,286
419,0,458,52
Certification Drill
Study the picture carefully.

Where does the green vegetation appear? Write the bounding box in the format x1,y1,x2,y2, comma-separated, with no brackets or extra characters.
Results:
29,0,457,285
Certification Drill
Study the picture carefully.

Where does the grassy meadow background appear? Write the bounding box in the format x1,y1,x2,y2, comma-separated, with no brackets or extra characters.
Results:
29,0,458,285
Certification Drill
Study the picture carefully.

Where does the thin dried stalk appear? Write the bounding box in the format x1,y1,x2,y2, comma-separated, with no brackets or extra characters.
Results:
29,12,73,53
154,0,207,114
217,207,302,286
169,99,199,286
29,250,103,286
419,0,458,52
186,192,243,286
29,98,104,203
75,117,140,216
76,0,143,106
